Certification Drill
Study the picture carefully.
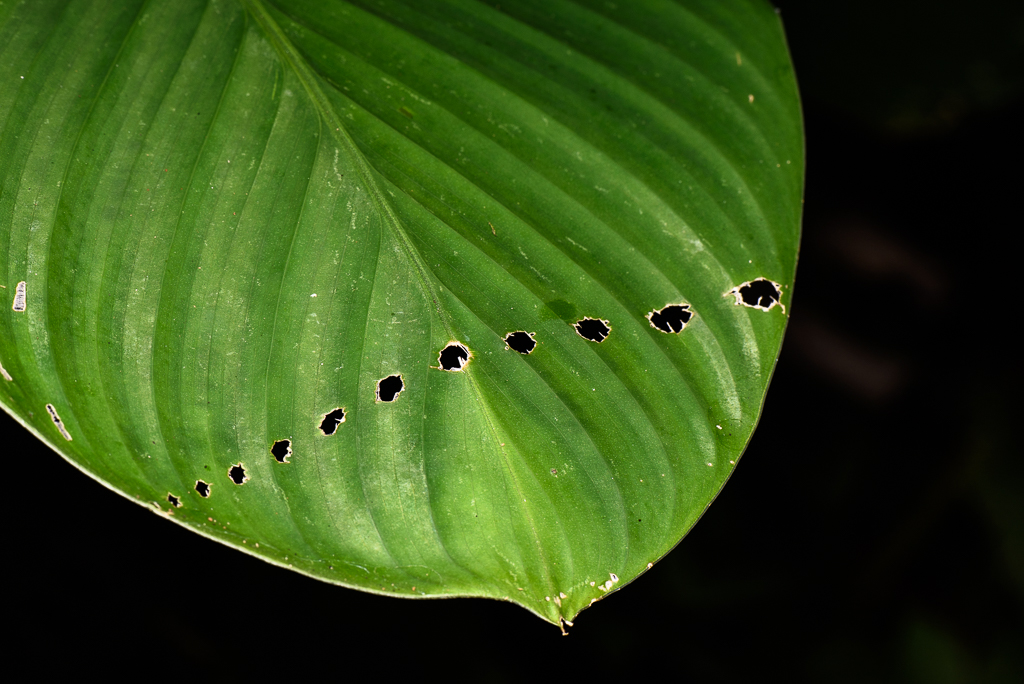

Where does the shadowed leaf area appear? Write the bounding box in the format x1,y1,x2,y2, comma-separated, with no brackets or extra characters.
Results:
0,0,802,625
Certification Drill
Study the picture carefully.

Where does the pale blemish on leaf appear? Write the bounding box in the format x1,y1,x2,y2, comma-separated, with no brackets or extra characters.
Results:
45,403,71,441
12,281,26,312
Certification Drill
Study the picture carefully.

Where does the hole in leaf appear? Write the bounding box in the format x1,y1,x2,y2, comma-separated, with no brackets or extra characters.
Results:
437,343,470,371
167,494,181,508
228,464,248,485
271,439,292,462
376,374,404,402
505,331,536,354
195,480,210,497
574,317,610,343
647,304,693,333
727,278,784,311
318,408,346,435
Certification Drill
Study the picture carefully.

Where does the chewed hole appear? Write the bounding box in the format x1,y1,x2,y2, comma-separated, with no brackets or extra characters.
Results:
167,494,182,508
318,408,346,435
271,439,292,462
647,304,693,333
574,317,610,343
739,279,781,308
228,464,248,485
505,331,536,354
727,278,783,311
437,343,470,371
376,374,404,402
195,480,211,497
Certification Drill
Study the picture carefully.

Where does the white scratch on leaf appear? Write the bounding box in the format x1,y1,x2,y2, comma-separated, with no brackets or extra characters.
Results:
46,403,72,441
12,281,26,311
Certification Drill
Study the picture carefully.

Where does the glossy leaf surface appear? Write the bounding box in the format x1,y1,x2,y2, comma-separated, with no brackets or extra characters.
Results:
0,0,802,625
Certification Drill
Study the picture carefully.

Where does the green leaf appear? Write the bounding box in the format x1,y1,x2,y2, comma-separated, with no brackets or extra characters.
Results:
0,0,802,626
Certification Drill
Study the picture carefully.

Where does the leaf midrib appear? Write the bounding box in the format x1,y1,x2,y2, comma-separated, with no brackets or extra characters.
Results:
255,0,722,589
240,0,564,606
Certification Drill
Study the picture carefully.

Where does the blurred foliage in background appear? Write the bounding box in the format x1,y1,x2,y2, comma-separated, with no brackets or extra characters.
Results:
7,0,1022,680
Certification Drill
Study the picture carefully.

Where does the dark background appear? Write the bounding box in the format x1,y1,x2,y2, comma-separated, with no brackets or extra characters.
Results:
7,1,1022,680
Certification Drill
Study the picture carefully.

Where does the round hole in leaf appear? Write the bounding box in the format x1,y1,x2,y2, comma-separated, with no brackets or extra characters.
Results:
437,343,469,371
504,331,537,354
729,278,783,311
574,317,611,343
318,408,346,436
228,463,248,485
647,304,693,333
271,439,292,462
376,375,404,402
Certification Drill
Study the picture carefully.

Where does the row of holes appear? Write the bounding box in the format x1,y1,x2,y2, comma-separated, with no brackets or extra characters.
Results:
179,308,679,495
169,283,782,504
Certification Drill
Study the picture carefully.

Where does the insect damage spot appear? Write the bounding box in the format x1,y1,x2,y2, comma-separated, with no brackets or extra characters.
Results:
271,439,293,462
574,317,611,343
647,304,693,333
195,480,211,497
505,331,536,354
228,464,248,485
376,374,404,402
318,408,346,435
167,494,182,508
437,343,470,371
45,404,72,441
726,277,784,312
11,281,26,312
0,360,11,382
